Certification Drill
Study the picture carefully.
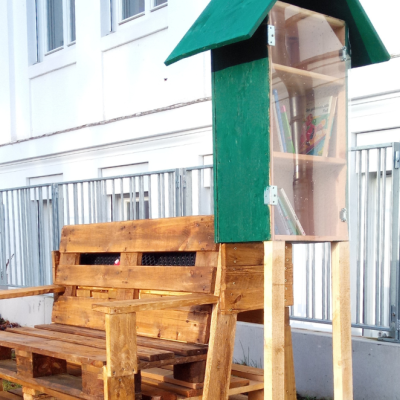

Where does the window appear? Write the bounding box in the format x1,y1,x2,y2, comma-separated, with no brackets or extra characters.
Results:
122,0,144,20
27,0,76,64
47,0,64,51
154,0,167,6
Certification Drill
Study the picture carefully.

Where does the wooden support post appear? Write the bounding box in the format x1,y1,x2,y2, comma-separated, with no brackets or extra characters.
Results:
331,241,353,400
104,313,138,400
264,241,285,400
284,307,296,400
202,303,237,400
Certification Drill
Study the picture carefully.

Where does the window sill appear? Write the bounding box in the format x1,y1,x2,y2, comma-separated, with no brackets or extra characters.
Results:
151,3,168,12
45,46,64,57
119,12,145,25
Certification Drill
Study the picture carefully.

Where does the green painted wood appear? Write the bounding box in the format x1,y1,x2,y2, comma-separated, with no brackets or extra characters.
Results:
212,25,271,243
165,0,389,69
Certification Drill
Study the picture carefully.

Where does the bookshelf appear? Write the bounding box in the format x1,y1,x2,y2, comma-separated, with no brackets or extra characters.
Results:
269,1,348,241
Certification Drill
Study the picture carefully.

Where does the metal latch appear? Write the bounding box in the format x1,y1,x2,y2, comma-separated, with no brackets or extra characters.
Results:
264,186,278,205
268,25,275,46
340,46,347,62
340,208,347,222
395,151,400,169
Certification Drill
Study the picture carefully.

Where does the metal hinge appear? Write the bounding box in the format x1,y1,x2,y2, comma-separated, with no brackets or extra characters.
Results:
264,186,278,205
267,25,275,46
340,46,347,62
394,151,400,169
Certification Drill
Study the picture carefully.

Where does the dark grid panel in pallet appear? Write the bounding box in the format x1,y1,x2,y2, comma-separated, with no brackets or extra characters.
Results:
80,253,121,265
141,252,196,266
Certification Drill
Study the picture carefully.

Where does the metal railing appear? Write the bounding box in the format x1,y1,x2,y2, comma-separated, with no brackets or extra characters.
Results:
1,145,400,338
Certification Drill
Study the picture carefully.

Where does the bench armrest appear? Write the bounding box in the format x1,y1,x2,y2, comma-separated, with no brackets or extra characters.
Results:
0,285,65,300
93,293,219,314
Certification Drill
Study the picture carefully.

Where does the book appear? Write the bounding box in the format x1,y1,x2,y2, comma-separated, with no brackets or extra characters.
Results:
279,188,306,236
277,197,297,235
274,201,291,235
272,89,287,152
322,96,337,157
280,105,295,153
299,96,337,156
272,94,284,152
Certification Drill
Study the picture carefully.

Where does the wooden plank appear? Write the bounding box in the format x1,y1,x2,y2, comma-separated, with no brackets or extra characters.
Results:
141,369,203,390
0,286,65,300
284,308,296,400
120,253,140,266
34,324,208,356
59,216,217,253
51,297,212,344
76,290,91,298
0,392,22,400
93,294,218,314
0,332,106,367
195,252,219,267
142,377,201,398
0,360,86,400
55,265,216,294
104,375,135,400
7,327,174,362
237,310,263,324
141,383,177,400
52,251,60,287
138,355,207,371
284,244,294,307
248,390,264,400
225,243,264,266
81,366,103,398
331,242,353,400
105,313,138,377
202,304,237,400
59,253,80,265
264,241,285,400
231,364,263,382
173,361,205,384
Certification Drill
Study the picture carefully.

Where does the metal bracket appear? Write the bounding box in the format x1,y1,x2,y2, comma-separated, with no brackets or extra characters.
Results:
264,186,278,205
394,151,400,169
340,46,347,62
267,25,275,46
339,208,347,222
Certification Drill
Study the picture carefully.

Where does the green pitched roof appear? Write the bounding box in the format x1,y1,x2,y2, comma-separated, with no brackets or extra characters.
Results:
165,0,390,68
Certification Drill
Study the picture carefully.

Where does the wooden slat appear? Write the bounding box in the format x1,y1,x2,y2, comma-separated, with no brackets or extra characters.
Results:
0,392,22,400
0,286,65,300
0,332,105,367
264,241,285,400
141,383,177,400
284,244,294,307
34,324,208,356
93,294,218,314
284,308,296,400
7,327,174,362
0,360,86,400
51,297,212,344
142,377,202,398
142,368,203,390
225,243,264,266
59,216,217,253
195,252,219,267
202,304,237,400
55,265,216,294
231,364,263,382
105,313,137,377
331,242,353,400
138,355,207,371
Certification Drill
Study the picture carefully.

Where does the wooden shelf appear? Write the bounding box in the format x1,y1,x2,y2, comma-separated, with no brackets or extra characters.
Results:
274,234,348,242
271,63,344,90
273,152,346,169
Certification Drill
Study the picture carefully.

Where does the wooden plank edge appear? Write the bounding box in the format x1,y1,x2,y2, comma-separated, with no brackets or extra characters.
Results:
93,294,219,314
0,285,65,300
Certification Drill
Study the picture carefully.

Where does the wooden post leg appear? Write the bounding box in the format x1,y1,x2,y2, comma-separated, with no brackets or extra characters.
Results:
331,242,353,400
284,307,296,400
264,241,285,400
104,313,137,400
202,303,237,400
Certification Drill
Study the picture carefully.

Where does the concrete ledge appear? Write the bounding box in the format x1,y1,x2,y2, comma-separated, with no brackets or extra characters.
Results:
234,321,400,400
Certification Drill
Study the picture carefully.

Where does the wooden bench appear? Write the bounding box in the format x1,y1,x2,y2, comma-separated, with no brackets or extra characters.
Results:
0,216,273,400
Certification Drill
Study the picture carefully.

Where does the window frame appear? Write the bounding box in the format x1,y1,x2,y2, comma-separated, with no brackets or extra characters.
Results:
28,0,76,65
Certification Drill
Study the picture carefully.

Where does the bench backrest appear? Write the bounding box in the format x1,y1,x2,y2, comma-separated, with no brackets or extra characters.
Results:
52,216,218,344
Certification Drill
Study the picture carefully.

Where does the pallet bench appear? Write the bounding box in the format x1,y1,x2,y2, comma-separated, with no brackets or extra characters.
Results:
0,216,270,400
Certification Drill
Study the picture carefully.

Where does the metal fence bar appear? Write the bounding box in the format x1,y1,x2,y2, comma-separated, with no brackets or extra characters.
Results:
380,148,387,326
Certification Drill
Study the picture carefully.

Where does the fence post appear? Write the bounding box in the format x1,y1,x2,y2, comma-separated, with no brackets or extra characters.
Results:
175,168,182,217
389,142,400,340
0,197,6,285
52,184,60,251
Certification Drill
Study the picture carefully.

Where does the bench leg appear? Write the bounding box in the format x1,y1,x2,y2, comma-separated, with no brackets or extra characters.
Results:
202,303,237,400
264,241,285,400
331,242,353,400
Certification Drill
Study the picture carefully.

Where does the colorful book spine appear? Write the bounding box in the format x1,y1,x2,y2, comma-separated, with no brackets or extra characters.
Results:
277,197,297,235
279,188,306,236
272,95,284,152
281,105,295,153
322,96,337,157
273,89,287,153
